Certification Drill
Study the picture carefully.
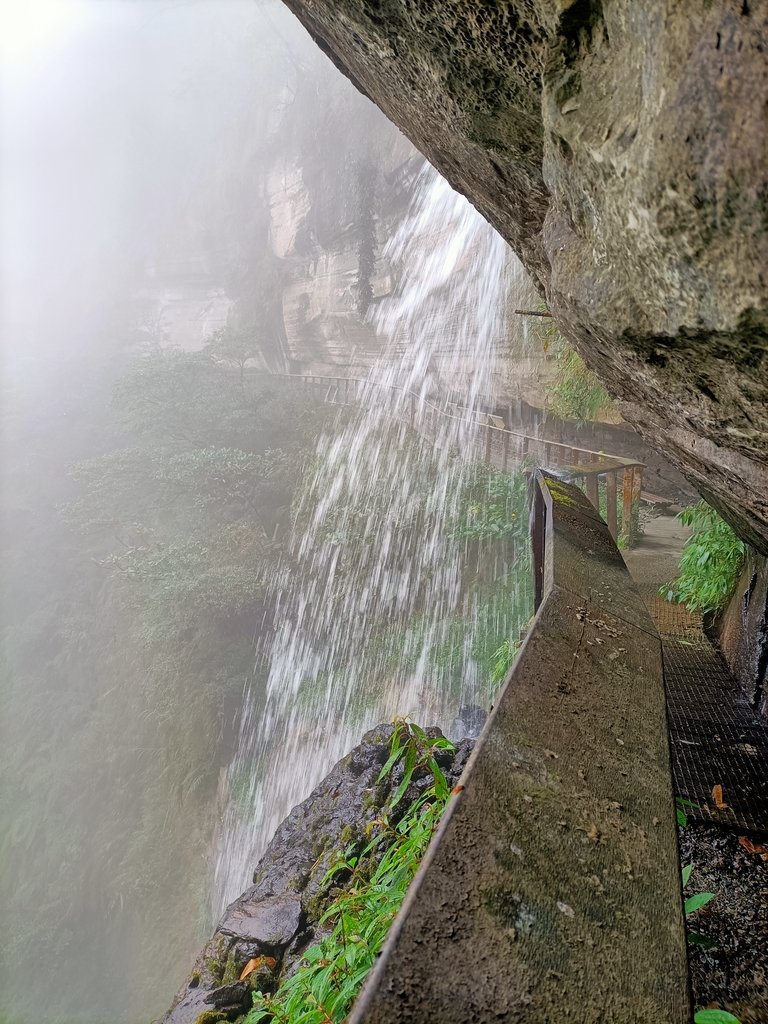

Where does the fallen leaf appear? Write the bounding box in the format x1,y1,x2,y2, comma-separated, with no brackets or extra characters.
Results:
711,784,730,811
738,836,768,858
240,956,277,981
451,784,465,795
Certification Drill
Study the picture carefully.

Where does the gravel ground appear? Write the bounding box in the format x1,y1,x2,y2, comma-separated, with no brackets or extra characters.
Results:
680,825,768,1022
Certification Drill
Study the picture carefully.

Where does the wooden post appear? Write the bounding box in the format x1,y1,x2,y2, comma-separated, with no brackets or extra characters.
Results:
531,475,547,611
502,432,509,473
485,427,492,465
632,466,643,533
621,468,634,540
586,472,599,510
606,471,618,539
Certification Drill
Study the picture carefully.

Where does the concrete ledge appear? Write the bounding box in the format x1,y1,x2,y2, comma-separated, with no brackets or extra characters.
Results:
350,472,689,1023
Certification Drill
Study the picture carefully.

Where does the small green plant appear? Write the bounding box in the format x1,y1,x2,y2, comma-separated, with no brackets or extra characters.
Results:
244,722,455,1023
662,502,745,614
490,639,518,686
683,871,715,917
549,345,613,424
682,862,717,950
694,1011,742,1023
676,796,698,828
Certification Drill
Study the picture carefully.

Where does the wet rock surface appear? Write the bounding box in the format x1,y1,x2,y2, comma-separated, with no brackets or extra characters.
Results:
719,552,768,717
159,721,476,1024
282,0,768,553
681,824,768,1022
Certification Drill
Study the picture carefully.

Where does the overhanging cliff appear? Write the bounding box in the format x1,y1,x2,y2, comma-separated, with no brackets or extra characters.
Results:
281,0,768,552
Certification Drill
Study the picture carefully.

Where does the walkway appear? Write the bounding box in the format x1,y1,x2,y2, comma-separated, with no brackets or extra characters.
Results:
625,511,768,835
277,371,646,542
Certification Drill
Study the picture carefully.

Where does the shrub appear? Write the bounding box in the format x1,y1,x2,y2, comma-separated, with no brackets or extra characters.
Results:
244,723,454,1023
662,502,745,615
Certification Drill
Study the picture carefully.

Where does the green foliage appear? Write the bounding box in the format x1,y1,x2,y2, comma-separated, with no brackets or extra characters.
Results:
452,466,528,541
490,639,518,686
662,502,745,614
685,890,716,916
244,722,454,1024
204,324,262,383
682,862,718,952
676,796,698,828
694,1011,742,1023
549,343,613,424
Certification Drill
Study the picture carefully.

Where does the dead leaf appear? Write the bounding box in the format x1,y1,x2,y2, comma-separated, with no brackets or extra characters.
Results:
738,836,768,859
587,823,601,843
451,784,465,795
711,784,730,810
240,956,277,981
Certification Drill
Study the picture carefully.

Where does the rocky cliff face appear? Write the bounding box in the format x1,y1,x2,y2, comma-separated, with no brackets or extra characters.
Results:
720,553,768,715
281,0,768,553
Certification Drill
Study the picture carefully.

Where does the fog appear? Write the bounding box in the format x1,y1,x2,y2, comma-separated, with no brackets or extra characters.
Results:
1,3,402,1020
1,3,559,1023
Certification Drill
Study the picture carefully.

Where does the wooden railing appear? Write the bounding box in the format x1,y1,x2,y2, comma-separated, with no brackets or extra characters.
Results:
274,372,645,544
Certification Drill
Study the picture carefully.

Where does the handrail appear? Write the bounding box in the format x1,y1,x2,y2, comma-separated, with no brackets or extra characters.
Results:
349,471,689,1023
273,370,645,543
271,371,642,469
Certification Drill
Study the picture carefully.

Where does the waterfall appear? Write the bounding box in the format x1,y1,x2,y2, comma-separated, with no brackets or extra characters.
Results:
213,165,534,913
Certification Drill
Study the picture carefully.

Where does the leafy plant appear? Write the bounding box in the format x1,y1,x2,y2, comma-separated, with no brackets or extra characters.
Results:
490,639,518,686
685,889,716,916
694,1011,742,1023
676,796,699,828
662,502,745,614
682,862,718,951
244,722,455,1024
549,343,613,424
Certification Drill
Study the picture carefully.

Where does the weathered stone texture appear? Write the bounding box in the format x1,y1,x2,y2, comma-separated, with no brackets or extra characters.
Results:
720,551,768,716
282,0,768,551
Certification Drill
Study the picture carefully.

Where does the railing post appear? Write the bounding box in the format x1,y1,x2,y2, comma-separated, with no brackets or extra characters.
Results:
531,474,546,611
606,470,618,539
502,432,509,473
586,472,599,510
632,466,643,527
485,426,492,465
621,467,634,541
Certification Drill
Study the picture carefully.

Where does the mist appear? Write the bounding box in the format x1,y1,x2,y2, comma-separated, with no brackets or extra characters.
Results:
0,3,598,1023
1,3,405,1020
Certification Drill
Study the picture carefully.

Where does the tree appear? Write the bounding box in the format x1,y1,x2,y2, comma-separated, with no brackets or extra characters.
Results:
204,324,263,386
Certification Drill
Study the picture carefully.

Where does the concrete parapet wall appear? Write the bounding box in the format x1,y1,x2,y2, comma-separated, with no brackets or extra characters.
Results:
350,473,689,1023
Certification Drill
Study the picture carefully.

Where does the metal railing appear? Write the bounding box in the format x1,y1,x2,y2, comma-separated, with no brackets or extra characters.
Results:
274,372,645,543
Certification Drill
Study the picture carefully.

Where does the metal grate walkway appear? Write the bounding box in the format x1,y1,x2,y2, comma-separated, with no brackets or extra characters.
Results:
626,520,768,836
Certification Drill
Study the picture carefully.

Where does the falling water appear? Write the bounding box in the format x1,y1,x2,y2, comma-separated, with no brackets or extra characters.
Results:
213,166,534,912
